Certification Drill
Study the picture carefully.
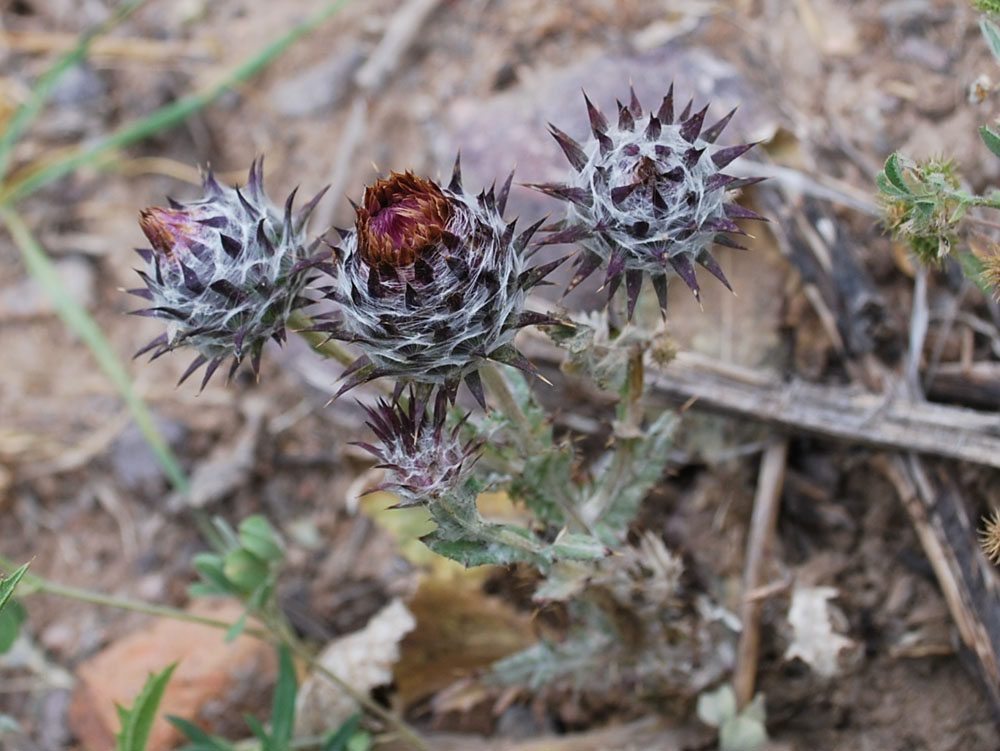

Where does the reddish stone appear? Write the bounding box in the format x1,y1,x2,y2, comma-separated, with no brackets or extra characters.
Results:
68,599,276,751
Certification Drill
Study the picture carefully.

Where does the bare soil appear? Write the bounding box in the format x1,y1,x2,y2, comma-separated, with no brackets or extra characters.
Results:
2,0,1000,749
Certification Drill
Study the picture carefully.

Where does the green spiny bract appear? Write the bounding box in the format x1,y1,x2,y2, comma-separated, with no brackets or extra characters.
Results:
877,153,965,265
131,159,328,387
534,86,764,319
315,163,562,405
355,393,480,508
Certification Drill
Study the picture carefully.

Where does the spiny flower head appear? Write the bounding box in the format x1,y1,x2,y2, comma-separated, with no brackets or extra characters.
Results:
534,85,764,319
974,240,1000,300
130,159,328,387
316,161,562,405
980,508,1000,563
355,393,480,508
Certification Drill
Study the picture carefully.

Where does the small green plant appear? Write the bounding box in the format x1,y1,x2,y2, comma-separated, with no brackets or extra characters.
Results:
697,684,769,751
120,83,761,719
879,2,1000,578
876,8,1000,297
877,153,969,264
105,646,370,751
167,646,301,751
974,0,1000,15
187,515,286,641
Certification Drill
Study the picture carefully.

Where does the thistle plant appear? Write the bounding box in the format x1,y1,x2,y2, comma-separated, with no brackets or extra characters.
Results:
99,82,763,742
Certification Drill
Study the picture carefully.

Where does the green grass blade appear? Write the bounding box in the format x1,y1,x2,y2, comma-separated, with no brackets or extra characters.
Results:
321,715,361,751
269,645,297,751
166,715,233,751
115,663,177,751
0,0,353,205
0,0,152,181
0,206,188,491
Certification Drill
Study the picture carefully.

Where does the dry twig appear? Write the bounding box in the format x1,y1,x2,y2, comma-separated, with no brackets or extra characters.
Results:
734,438,789,708
875,454,1000,715
520,333,1000,469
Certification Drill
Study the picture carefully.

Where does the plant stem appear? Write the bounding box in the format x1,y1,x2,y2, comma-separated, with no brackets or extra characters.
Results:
582,345,644,526
264,614,431,751
971,194,1000,210
0,554,268,636
905,265,928,400
480,363,542,456
288,310,356,366
432,488,545,559
481,363,590,533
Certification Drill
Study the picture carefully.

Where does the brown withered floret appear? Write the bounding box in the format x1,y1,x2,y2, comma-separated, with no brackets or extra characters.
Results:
356,172,453,267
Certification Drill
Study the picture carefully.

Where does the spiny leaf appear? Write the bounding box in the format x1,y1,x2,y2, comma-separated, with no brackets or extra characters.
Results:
596,411,679,533
549,533,609,562
421,532,538,568
882,153,910,194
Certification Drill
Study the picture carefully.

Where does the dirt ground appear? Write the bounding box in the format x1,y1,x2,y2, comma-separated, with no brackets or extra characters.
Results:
3,0,1000,749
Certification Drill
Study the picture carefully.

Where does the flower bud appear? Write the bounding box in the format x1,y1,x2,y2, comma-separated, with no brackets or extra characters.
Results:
130,159,328,387
355,393,480,508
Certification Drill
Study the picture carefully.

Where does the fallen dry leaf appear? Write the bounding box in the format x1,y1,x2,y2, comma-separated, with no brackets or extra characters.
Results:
784,585,856,678
295,598,416,735
395,572,536,709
